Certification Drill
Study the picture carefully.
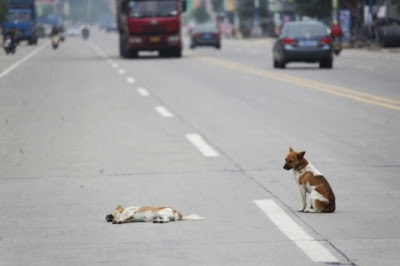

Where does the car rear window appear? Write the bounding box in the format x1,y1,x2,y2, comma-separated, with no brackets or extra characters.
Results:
283,23,328,38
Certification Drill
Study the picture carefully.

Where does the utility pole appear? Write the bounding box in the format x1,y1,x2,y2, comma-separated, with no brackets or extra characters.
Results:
332,0,338,22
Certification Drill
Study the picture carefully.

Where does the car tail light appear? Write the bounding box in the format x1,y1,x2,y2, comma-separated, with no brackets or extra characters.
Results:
320,37,332,44
194,33,201,38
281,38,297,45
213,33,219,38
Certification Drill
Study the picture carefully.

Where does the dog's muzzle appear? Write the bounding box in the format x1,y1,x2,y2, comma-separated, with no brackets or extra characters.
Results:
106,214,114,222
283,164,292,170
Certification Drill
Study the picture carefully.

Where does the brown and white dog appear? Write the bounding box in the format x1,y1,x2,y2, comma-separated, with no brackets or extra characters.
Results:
283,147,335,213
106,205,204,224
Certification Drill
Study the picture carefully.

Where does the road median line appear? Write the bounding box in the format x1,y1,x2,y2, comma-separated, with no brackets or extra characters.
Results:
189,53,400,112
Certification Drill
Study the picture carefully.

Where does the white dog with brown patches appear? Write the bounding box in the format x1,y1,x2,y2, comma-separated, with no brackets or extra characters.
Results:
106,205,204,224
283,147,336,213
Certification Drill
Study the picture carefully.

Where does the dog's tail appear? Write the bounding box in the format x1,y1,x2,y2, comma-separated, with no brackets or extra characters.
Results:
181,214,205,221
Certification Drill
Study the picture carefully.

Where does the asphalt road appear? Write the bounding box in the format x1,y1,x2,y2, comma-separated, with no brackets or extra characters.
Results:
0,30,399,266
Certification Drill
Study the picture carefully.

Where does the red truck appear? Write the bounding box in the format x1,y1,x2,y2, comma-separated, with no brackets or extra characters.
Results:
117,0,186,58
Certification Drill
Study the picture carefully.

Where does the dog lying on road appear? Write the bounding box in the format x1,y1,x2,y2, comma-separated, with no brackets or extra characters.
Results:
106,205,205,224
283,147,336,213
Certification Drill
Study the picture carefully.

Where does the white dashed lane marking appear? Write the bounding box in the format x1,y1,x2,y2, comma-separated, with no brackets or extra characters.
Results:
186,134,219,157
155,106,174,118
126,77,135,84
137,88,150,97
254,199,338,263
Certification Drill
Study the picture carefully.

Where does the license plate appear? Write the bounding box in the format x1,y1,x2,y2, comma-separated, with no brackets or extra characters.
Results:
202,34,212,39
149,36,161,43
299,40,317,47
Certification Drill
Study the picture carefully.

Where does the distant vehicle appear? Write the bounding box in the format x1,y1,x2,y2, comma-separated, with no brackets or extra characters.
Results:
190,24,221,49
3,0,38,45
273,21,333,69
105,21,117,33
116,0,187,58
65,25,82,36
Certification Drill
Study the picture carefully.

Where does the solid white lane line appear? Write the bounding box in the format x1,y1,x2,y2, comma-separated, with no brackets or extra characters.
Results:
137,88,150,96
254,199,338,263
186,134,219,157
0,41,49,80
155,106,174,118
118,69,126,75
126,77,136,84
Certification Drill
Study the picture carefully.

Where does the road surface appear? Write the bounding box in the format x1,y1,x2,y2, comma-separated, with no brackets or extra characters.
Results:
0,31,399,266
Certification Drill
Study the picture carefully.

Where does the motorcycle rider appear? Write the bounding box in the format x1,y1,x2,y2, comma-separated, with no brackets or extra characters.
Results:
2,27,20,54
330,21,343,41
2,27,19,44
50,25,62,49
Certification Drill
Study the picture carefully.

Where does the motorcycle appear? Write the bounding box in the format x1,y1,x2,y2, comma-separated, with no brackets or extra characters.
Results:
51,34,61,49
81,27,90,40
332,37,342,56
3,35,16,54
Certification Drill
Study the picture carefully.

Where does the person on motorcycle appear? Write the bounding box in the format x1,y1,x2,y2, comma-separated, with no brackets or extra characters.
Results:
2,27,20,44
50,26,60,37
330,21,343,41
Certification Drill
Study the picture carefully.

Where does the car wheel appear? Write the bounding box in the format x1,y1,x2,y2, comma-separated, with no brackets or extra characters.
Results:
215,44,221,49
190,44,195,49
320,59,333,69
273,58,279,68
278,59,286,69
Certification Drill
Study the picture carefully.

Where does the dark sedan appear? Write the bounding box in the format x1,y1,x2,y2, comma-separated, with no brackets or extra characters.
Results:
273,21,333,69
190,25,221,49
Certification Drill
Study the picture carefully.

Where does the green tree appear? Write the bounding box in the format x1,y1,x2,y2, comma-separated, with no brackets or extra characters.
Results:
296,0,331,19
0,0,9,24
238,1,271,37
211,0,224,12
192,6,210,23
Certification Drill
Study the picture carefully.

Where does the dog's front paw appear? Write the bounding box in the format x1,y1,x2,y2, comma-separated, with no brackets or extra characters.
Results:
298,206,305,212
304,208,316,213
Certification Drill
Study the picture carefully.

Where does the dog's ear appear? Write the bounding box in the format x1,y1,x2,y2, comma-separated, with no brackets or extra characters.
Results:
297,151,306,159
289,147,294,152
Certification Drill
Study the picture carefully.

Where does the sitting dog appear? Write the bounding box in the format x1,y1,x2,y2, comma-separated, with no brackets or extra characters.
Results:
283,147,335,213
106,205,204,224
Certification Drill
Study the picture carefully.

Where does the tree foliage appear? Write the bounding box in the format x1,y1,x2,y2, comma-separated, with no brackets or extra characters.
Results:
0,0,9,24
237,1,270,37
296,0,331,19
68,0,111,21
192,6,210,23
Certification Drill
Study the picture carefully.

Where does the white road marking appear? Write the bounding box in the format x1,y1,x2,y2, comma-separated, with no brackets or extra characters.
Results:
155,106,174,118
0,41,49,80
137,88,150,97
118,69,126,75
186,134,219,157
126,77,136,84
254,199,338,263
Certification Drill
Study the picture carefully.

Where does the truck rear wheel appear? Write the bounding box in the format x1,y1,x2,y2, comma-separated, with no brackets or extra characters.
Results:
119,36,128,58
